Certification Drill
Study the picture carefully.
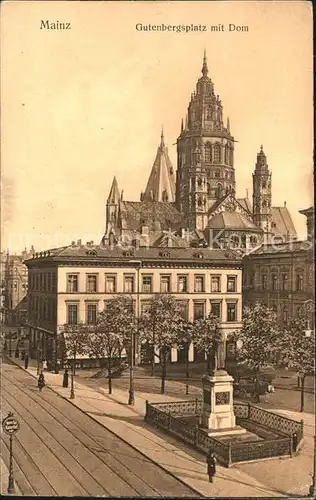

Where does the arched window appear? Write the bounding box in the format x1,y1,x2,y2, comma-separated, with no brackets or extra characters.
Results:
262,180,266,189
229,148,233,166
207,182,211,195
216,183,223,198
205,143,212,163
262,200,267,208
225,144,229,164
250,235,257,246
213,143,221,163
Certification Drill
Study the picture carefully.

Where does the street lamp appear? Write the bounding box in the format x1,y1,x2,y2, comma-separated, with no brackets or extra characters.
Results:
8,330,12,357
70,345,76,399
128,260,141,406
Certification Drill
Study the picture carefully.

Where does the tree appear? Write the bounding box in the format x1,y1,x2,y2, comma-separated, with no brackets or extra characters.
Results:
191,313,221,374
85,298,135,394
61,322,89,398
139,294,185,394
232,303,281,400
276,309,314,412
62,322,89,368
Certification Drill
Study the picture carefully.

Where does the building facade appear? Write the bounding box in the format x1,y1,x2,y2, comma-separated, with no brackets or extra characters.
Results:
102,52,297,252
3,248,34,326
243,207,314,325
25,244,242,368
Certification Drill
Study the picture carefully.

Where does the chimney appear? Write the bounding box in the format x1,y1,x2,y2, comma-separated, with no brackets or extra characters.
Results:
77,239,82,246
284,201,287,208
71,241,76,247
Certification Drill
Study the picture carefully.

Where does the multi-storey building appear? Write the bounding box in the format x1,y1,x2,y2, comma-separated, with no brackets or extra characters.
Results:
25,243,242,368
243,207,314,325
3,248,34,326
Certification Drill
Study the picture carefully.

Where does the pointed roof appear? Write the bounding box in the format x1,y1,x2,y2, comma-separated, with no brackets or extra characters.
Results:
142,130,176,202
107,176,120,204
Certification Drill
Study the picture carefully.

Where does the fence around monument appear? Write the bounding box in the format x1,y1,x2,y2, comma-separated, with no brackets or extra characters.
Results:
145,400,303,466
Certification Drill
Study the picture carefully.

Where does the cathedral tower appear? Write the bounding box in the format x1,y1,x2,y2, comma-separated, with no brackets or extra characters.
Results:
252,146,272,234
187,143,208,231
176,51,236,227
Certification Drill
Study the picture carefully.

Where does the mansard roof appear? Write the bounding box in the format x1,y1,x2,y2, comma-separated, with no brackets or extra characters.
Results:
248,240,312,256
141,131,176,202
25,244,243,267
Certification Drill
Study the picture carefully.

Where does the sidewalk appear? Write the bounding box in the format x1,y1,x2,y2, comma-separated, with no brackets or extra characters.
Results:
4,355,314,498
0,456,21,496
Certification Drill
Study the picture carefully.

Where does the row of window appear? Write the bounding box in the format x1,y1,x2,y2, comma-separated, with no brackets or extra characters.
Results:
249,272,304,292
66,273,238,294
28,296,57,323
66,299,239,325
182,143,233,166
29,272,57,293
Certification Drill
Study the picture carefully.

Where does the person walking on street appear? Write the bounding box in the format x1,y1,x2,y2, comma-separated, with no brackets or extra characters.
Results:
38,371,45,392
292,432,298,453
207,450,217,483
24,353,29,370
62,368,69,388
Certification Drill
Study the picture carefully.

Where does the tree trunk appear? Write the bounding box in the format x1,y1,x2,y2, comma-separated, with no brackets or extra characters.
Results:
255,369,260,403
108,358,112,394
300,374,305,413
151,330,156,376
161,352,167,394
186,342,190,395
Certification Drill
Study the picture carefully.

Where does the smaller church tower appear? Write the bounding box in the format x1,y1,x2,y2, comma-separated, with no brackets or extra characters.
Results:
188,143,208,231
252,146,272,236
106,176,120,233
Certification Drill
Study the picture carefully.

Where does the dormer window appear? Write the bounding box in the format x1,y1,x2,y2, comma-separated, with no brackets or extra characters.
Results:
159,250,170,258
86,250,97,256
123,250,134,257
194,252,204,259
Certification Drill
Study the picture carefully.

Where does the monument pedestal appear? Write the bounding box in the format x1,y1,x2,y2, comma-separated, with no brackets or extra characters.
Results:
201,369,246,436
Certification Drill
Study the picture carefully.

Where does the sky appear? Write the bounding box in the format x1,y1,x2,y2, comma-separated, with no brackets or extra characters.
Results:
1,1,313,253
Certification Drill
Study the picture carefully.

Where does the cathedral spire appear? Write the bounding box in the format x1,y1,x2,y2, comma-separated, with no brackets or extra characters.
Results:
107,176,120,204
160,126,165,150
227,116,230,133
142,131,176,202
202,49,208,77
181,118,184,133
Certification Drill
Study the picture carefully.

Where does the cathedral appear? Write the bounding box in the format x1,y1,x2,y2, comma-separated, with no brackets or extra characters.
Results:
102,52,296,251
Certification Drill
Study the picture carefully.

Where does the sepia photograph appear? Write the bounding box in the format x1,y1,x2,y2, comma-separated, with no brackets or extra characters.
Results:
0,0,314,497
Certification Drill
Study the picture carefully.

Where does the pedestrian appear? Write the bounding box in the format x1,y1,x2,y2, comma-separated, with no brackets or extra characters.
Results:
206,450,217,483
15,347,19,358
38,371,45,392
21,350,25,361
292,432,298,452
24,354,29,370
62,368,69,388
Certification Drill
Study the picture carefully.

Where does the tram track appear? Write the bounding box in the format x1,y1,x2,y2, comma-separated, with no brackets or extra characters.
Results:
2,365,199,497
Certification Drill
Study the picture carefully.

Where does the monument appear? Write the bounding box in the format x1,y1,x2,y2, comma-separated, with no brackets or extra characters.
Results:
201,338,246,436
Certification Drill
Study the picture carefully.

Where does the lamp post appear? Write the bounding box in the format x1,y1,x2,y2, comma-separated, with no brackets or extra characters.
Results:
128,260,141,406
70,345,76,399
8,331,12,357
